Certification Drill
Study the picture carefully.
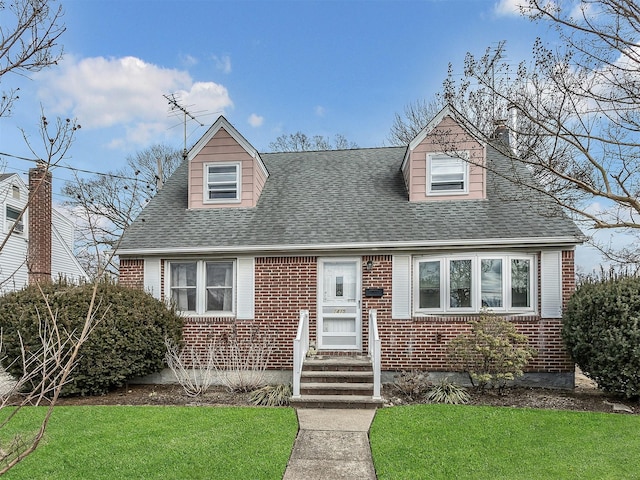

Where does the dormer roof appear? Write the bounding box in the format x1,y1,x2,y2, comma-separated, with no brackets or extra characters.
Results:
402,104,485,172
187,116,268,179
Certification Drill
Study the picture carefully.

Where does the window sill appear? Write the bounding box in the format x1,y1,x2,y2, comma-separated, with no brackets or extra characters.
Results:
177,312,236,318
426,191,469,196
202,199,241,205
413,310,537,318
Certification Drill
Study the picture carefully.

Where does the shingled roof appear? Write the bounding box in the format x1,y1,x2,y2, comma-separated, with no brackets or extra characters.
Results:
117,144,583,255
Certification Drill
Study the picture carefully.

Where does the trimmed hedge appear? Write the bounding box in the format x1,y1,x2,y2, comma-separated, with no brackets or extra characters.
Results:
0,280,183,396
563,276,640,399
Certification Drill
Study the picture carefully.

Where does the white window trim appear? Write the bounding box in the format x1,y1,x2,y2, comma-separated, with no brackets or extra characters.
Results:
413,253,536,315
426,152,469,196
203,162,241,204
5,204,25,235
165,259,237,316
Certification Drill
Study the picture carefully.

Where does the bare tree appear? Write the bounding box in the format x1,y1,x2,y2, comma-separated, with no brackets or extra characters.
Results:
61,144,183,277
0,283,97,473
0,110,96,474
393,1,640,264
0,0,65,117
269,132,357,152
455,0,640,264
388,46,514,146
388,98,445,146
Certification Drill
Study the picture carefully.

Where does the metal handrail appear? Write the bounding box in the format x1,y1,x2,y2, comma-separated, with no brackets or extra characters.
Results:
368,309,382,399
292,309,309,398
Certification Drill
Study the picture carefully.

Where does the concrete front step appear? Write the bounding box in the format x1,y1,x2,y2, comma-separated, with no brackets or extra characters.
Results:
295,356,381,409
290,394,384,409
303,357,372,372
300,382,374,396
301,370,373,383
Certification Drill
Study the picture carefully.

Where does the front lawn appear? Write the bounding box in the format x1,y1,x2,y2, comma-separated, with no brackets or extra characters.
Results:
370,404,640,480
1,406,298,479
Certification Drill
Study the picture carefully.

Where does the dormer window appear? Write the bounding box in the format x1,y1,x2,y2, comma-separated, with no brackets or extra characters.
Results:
205,163,240,202
427,153,469,195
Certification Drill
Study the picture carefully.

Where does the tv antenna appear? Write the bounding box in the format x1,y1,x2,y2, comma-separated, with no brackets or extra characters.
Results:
163,93,206,159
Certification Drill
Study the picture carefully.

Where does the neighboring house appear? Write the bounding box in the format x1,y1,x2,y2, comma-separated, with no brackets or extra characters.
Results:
118,107,583,390
0,165,88,294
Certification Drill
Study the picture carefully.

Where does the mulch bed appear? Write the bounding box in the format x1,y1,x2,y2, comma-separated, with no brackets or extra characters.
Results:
52,382,638,415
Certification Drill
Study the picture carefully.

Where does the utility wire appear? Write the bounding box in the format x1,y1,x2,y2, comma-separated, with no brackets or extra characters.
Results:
0,151,148,182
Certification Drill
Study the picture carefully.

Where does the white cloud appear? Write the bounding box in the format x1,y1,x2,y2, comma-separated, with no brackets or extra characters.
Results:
493,0,525,16
248,113,264,127
315,105,326,117
212,55,232,74
180,54,198,67
36,55,233,147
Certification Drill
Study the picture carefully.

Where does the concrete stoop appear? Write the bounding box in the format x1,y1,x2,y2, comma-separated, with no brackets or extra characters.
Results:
290,356,384,409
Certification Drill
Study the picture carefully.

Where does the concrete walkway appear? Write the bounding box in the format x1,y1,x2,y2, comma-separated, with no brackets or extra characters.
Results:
283,409,377,480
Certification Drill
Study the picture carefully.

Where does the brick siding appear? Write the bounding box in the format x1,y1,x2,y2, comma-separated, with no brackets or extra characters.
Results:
27,164,52,284
119,258,144,289
119,250,576,374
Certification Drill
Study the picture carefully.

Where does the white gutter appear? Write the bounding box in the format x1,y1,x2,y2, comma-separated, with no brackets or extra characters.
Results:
117,235,584,257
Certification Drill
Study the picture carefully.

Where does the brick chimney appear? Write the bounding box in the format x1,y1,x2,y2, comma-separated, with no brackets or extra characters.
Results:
492,119,510,147
28,162,52,284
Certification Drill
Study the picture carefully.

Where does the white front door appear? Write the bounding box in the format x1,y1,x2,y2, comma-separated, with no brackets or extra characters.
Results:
318,259,361,350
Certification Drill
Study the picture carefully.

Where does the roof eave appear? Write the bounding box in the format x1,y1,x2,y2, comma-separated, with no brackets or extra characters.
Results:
117,235,585,257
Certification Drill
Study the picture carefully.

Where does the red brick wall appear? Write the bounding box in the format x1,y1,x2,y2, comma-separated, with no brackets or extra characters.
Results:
376,251,575,373
119,258,144,289
254,256,317,368
177,256,318,369
119,250,576,374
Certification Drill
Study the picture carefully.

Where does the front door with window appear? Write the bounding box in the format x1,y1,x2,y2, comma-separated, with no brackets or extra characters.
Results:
318,259,361,350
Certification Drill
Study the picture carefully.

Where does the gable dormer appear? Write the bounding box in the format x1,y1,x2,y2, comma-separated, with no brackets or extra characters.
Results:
401,105,486,202
187,116,269,209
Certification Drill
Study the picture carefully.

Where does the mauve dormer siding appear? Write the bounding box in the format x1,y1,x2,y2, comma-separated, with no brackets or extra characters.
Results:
188,127,267,209
404,116,486,202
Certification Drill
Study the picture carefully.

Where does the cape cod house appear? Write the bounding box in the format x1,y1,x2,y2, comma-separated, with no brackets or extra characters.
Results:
118,107,583,405
0,165,88,293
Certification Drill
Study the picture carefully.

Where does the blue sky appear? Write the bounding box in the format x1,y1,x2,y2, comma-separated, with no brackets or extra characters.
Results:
0,0,608,270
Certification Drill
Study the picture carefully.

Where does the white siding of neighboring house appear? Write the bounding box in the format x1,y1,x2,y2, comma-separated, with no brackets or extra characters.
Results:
0,174,88,294
51,209,88,284
0,175,29,294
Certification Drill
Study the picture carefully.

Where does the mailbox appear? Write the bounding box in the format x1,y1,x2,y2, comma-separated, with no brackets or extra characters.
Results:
364,288,384,298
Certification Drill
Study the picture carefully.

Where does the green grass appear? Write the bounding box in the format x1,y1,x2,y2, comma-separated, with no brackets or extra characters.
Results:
371,404,640,480
0,406,298,479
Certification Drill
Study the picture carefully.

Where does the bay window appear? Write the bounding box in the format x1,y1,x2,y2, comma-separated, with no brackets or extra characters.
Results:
168,260,235,314
415,254,535,314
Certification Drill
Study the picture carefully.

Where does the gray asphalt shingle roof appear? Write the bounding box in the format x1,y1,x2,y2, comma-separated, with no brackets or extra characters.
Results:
118,144,583,253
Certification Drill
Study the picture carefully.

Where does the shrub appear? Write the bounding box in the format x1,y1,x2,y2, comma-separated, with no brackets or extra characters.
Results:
0,280,183,396
210,322,275,393
165,338,215,397
563,275,640,399
448,312,536,392
249,384,291,406
426,378,470,405
392,370,431,401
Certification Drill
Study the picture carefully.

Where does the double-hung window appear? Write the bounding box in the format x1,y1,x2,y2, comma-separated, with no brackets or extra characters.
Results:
427,153,468,194
5,205,24,234
169,260,235,314
205,163,240,202
415,254,534,314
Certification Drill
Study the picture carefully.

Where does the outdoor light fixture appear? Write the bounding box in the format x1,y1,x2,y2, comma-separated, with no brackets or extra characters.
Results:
366,260,374,271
